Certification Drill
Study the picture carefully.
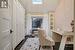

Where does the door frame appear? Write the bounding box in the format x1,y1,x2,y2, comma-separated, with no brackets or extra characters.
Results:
26,13,52,37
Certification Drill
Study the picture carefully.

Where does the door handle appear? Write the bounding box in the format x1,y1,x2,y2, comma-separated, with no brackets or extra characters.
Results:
10,29,13,34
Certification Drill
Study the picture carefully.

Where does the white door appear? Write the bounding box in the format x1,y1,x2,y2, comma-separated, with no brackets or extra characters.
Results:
0,9,12,50
12,0,25,48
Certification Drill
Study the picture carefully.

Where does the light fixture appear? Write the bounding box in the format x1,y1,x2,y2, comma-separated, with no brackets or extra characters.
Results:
32,0,42,4
0,0,8,8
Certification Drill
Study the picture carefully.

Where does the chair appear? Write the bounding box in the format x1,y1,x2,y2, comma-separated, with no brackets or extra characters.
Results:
38,29,55,50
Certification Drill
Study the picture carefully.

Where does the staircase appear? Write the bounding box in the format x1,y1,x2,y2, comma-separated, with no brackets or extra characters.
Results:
59,35,68,50
59,32,74,50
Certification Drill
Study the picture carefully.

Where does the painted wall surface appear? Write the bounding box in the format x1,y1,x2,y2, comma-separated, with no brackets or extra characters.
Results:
12,0,25,48
19,0,60,13
55,0,74,34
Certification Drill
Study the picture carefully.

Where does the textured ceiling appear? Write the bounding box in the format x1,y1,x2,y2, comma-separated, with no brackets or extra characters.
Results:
19,0,60,13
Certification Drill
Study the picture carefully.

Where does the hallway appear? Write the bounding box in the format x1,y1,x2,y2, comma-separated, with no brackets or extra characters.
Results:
20,37,39,50
20,37,53,50
0,0,74,50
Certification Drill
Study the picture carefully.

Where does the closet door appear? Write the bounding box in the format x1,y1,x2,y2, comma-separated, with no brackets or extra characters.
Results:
0,15,12,50
0,0,13,50
0,8,12,50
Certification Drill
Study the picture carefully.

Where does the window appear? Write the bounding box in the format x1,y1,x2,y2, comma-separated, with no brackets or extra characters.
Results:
32,17,43,28
32,0,42,4
32,17,43,33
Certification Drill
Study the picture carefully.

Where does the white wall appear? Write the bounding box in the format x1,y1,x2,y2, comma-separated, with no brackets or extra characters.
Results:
26,13,52,37
55,0,74,34
12,0,25,48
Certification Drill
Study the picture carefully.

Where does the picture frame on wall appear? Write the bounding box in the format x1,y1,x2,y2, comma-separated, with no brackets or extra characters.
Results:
49,12,55,31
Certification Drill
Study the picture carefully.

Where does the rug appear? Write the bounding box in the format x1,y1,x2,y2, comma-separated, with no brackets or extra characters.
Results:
20,37,39,50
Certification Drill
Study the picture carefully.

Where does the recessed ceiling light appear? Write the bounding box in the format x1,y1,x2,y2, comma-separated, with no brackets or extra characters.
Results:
32,0,42,4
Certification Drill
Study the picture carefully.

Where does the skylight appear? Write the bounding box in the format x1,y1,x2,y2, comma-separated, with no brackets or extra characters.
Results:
32,0,42,4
